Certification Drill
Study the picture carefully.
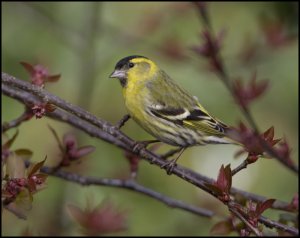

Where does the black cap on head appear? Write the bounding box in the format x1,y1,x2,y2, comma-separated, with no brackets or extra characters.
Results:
115,55,148,69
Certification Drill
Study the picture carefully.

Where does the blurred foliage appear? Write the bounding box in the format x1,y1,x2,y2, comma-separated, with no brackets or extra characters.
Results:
2,2,298,236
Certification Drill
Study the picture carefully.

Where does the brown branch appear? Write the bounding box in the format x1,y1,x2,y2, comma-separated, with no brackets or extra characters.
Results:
2,107,31,133
2,73,297,235
228,203,262,236
228,201,298,236
24,160,214,218
1,79,294,214
1,75,293,211
115,114,131,129
194,3,298,174
231,159,251,176
259,215,299,235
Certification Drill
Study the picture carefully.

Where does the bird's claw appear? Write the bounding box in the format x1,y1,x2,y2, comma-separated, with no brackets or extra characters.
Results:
161,159,177,175
132,140,159,154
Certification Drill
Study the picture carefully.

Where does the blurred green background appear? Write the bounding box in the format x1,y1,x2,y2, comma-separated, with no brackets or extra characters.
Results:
2,2,298,236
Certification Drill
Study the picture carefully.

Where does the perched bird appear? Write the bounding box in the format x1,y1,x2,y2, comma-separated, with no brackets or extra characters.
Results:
110,55,237,173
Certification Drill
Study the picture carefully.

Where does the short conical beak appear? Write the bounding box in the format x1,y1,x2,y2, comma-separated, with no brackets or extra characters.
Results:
109,69,126,79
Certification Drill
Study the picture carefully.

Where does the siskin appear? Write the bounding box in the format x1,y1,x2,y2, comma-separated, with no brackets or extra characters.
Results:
110,55,238,173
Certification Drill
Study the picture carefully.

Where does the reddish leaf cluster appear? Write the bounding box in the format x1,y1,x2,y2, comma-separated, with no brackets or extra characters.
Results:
191,29,226,73
247,199,276,227
20,62,61,87
2,157,48,214
232,72,269,108
260,16,297,48
67,200,127,236
205,164,232,203
211,199,275,236
31,102,56,119
286,193,299,212
274,138,294,167
48,126,95,167
26,158,48,193
3,178,28,200
230,123,281,161
61,133,95,166
235,199,275,236
2,127,47,219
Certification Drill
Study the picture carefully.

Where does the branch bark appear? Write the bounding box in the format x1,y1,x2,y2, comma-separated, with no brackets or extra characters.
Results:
2,72,298,236
23,161,214,218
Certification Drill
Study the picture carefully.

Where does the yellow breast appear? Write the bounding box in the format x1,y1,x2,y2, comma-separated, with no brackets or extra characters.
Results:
122,83,146,124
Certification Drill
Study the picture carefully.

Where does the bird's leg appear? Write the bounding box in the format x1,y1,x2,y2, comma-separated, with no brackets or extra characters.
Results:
115,114,131,129
132,140,160,153
161,147,186,175
160,147,184,160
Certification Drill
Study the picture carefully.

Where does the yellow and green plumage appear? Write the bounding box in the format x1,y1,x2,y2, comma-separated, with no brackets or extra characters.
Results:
110,55,234,148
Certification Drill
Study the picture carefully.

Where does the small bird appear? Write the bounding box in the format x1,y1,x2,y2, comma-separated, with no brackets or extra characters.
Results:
110,55,237,173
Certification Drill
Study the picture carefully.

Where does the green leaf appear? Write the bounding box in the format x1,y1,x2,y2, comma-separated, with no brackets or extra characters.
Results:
74,146,95,158
15,149,33,160
5,202,27,220
6,152,26,178
3,130,19,150
27,156,47,178
15,188,33,211
210,220,233,235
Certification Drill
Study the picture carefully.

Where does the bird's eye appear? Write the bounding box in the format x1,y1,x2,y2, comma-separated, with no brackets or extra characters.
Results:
128,62,134,68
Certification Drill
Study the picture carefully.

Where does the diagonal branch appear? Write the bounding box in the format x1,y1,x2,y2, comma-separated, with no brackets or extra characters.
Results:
1,75,292,210
24,161,214,218
2,73,298,235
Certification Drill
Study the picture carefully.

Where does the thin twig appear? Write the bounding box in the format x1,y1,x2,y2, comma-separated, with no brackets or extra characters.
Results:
115,114,131,129
24,160,214,218
259,215,299,235
2,107,31,133
231,159,251,176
